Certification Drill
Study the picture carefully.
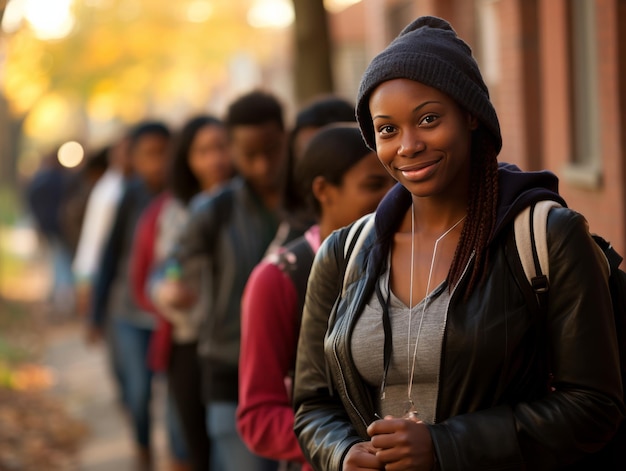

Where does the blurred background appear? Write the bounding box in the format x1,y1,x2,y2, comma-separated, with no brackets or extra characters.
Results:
0,0,624,469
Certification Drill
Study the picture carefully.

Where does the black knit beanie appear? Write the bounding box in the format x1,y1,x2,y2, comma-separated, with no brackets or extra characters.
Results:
356,16,502,154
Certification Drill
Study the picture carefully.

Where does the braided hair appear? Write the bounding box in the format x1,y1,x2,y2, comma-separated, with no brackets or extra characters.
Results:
448,126,499,298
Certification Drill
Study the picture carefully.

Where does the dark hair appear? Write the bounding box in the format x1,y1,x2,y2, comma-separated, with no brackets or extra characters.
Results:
225,90,284,131
282,96,356,222
169,115,224,205
448,126,499,298
293,96,355,134
127,121,171,151
294,124,373,218
84,145,110,174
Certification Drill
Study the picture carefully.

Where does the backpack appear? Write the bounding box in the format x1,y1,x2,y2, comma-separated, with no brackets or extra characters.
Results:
277,214,375,331
513,200,626,469
340,213,376,296
274,236,316,321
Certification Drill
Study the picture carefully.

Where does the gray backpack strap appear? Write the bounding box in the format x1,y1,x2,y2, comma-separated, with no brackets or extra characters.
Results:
514,200,562,300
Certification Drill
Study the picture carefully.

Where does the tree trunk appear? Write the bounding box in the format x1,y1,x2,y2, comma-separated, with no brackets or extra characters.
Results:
0,1,7,24
292,0,334,105
0,93,23,190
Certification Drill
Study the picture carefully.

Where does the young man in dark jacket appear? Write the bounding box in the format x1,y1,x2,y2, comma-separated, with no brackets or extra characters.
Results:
159,90,287,471
88,121,172,469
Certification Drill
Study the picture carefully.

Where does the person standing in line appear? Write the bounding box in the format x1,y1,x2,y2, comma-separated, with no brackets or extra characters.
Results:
157,91,287,471
59,145,110,266
88,121,172,470
73,135,132,316
25,150,75,316
131,115,234,471
74,135,133,421
267,95,357,253
237,124,394,470
293,16,623,471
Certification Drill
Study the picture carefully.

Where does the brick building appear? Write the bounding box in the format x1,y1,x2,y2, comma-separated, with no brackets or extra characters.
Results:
329,0,626,255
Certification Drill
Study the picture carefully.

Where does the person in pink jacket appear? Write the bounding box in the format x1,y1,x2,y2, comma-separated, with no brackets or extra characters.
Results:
237,124,394,470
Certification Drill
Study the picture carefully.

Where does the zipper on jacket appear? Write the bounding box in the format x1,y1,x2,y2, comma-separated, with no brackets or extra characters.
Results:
324,295,343,397
332,324,369,430
433,252,474,424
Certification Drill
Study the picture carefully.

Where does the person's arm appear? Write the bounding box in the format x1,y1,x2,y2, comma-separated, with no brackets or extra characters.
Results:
155,196,223,310
237,260,305,462
428,209,624,470
294,231,374,471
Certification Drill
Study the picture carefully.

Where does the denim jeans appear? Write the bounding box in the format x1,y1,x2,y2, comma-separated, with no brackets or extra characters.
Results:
166,388,189,461
47,235,75,314
113,319,154,448
206,401,278,471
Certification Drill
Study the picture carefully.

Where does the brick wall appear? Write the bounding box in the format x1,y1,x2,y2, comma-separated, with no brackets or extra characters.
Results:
539,0,625,254
331,0,626,255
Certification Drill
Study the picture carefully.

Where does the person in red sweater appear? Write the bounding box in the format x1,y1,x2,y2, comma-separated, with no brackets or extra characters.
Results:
237,124,394,470
130,115,233,471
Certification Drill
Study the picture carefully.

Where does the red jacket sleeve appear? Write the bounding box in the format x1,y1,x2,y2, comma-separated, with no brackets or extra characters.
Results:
237,260,307,464
130,193,168,315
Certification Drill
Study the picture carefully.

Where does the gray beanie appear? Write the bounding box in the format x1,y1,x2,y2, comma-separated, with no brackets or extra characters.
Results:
356,16,502,153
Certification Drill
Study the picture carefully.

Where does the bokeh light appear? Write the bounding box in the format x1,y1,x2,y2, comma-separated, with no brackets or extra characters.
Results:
247,0,294,28
186,0,213,23
2,0,76,40
324,0,361,13
57,140,84,168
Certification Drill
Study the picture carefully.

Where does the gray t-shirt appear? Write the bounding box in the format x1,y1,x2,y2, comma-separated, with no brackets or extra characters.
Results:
351,263,450,424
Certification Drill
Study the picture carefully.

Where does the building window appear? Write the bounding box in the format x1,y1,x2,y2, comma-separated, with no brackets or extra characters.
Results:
564,0,602,188
386,0,414,41
333,43,367,102
476,0,501,101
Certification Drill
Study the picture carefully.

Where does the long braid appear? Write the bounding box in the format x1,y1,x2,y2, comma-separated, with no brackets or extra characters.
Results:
448,128,499,297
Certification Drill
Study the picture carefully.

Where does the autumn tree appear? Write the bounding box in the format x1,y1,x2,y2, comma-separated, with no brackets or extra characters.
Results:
0,0,283,185
292,0,334,105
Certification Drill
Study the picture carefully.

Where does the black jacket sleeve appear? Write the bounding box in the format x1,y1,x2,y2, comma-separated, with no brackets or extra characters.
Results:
294,230,366,471
428,209,624,470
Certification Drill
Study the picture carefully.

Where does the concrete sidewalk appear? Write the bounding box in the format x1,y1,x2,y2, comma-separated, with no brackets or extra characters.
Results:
42,320,170,471
1,222,173,470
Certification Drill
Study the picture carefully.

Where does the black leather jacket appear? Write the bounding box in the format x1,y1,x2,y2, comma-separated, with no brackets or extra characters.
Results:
294,167,624,470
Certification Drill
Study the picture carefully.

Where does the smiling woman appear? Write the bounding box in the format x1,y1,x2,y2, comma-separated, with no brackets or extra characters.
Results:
2,0,75,40
293,15,624,471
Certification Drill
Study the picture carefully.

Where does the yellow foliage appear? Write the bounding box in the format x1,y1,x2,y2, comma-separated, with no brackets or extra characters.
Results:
0,0,293,148
23,93,73,138
86,80,118,120
11,363,55,391
0,362,54,391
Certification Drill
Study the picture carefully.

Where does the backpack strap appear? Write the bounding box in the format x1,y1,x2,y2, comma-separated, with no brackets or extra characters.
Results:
514,200,562,308
341,213,376,297
324,213,375,396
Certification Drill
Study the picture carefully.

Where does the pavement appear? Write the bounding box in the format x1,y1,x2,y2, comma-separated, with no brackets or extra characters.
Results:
42,319,170,471
1,221,171,470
